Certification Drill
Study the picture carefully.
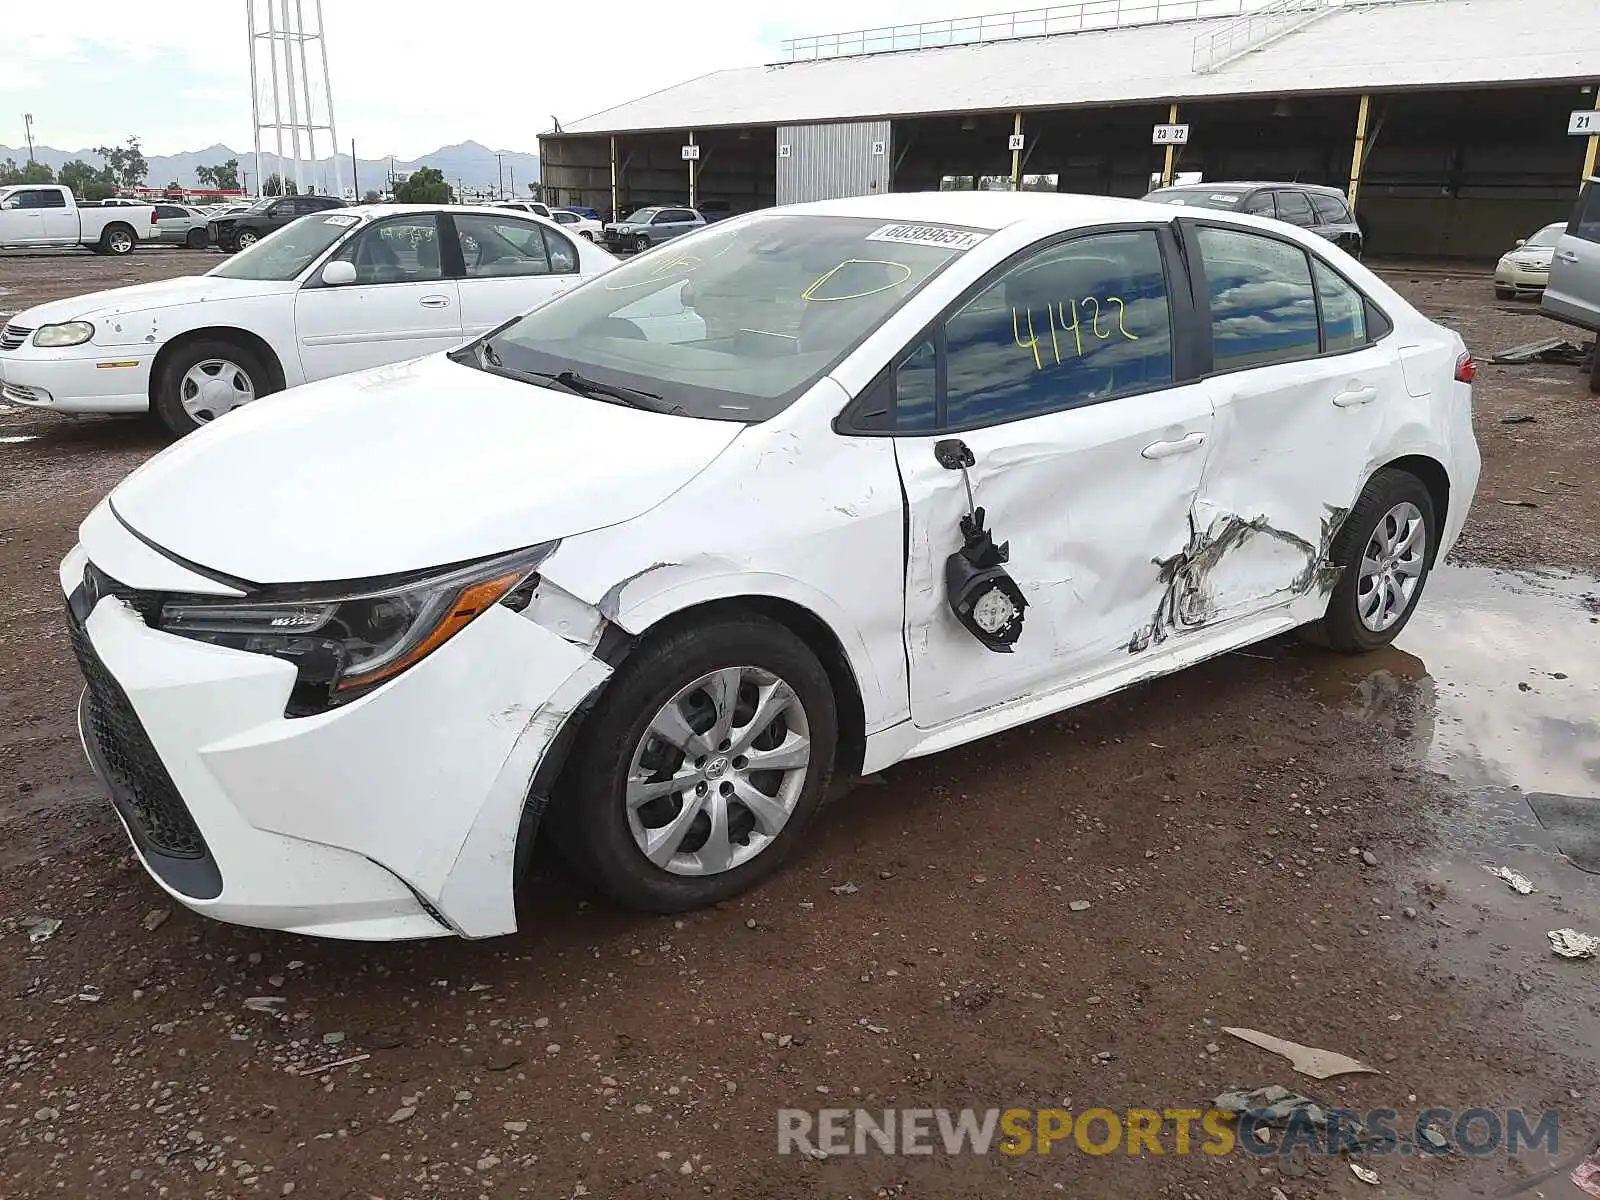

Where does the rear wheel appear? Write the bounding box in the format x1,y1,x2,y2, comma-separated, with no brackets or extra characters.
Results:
1589,339,1600,395
152,338,274,438
185,227,207,249
551,615,838,913
1302,468,1436,653
100,224,135,256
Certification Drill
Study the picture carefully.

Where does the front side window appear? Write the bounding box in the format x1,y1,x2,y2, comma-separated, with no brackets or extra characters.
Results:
1310,193,1353,225
453,214,569,278
269,201,295,219
476,214,976,421
1314,260,1368,352
1573,183,1600,245
333,216,443,284
1242,193,1276,217
942,230,1174,428
209,212,365,281
1197,226,1319,371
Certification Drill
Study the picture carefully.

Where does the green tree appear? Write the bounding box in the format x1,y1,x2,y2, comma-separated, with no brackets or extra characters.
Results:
262,173,298,197
363,189,381,203
196,158,241,190
92,136,148,189
58,159,115,200
393,166,451,205
0,158,56,184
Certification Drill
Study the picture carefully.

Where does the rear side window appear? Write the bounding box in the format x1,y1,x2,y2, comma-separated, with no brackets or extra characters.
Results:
1196,226,1319,371
1313,260,1367,351
942,229,1174,427
1573,182,1600,245
1310,193,1353,225
1242,193,1275,217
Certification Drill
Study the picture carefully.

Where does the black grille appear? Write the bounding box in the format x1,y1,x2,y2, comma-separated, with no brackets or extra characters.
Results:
0,323,32,352
67,586,208,860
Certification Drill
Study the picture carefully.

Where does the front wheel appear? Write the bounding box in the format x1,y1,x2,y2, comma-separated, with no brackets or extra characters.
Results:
235,228,260,250
151,339,273,437
552,615,838,913
1302,468,1437,653
100,224,135,256
631,234,650,253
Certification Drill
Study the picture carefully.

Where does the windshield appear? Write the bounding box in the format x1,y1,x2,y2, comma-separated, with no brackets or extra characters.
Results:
208,212,363,281
624,208,661,223
1524,223,1565,249
1145,189,1247,211
470,213,981,422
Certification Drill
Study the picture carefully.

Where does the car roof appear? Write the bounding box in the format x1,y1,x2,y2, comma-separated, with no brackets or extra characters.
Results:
1153,181,1347,196
780,190,1175,231
333,203,560,220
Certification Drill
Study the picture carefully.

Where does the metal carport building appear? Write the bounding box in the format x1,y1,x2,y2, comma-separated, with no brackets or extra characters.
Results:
539,0,1600,257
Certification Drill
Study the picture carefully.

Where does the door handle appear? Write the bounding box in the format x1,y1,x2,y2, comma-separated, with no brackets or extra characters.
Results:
1557,250,1580,263
1141,431,1207,459
1332,385,1378,408
419,295,452,309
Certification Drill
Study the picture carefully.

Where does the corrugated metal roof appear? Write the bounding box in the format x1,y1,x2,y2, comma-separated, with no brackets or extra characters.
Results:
557,0,1600,136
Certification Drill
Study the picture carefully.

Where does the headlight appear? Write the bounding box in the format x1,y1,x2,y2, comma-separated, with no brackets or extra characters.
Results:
32,322,95,348
156,543,557,716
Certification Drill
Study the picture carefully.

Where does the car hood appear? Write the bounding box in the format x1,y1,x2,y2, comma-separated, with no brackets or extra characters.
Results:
16,275,297,328
106,353,746,584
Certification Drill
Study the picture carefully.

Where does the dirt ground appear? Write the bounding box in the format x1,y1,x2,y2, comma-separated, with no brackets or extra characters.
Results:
1,250,1599,1200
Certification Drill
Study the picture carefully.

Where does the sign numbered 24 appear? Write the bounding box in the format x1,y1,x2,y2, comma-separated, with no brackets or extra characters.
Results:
1152,123,1190,146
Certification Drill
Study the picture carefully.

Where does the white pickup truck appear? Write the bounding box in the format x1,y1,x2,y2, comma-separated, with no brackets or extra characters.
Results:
0,185,157,256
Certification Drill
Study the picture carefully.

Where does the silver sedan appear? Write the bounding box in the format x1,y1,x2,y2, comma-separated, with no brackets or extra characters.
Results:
152,203,213,250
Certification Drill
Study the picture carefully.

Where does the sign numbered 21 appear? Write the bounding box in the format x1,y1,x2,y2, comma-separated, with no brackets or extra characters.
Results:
1152,123,1190,146
1569,111,1600,136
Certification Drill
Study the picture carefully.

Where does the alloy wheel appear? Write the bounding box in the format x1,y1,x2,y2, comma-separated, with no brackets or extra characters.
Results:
1357,501,1426,632
179,358,257,423
625,667,811,877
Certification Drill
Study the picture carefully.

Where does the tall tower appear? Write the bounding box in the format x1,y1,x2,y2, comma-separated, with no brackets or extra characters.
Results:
246,0,344,198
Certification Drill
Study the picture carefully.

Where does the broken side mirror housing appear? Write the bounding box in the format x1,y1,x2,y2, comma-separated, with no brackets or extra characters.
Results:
933,437,1028,651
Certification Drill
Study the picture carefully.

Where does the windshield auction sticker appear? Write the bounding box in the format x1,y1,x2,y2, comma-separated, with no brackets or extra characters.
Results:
864,223,989,251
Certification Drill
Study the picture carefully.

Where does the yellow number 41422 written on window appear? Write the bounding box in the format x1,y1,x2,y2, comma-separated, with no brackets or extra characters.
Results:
1013,296,1139,369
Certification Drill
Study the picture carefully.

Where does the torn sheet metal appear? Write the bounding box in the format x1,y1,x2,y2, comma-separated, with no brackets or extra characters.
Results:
1221,1026,1379,1080
1489,337,1584,366
1129,505,1346,653
1487,865,1537,895
1549,929,1600,959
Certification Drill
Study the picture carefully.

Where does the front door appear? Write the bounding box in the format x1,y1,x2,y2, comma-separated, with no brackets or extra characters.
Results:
447,212,583,339
893,228,1216,730
293,213,463,381
1544,180,1600,331
1183,221,1398,622
0,190,47,244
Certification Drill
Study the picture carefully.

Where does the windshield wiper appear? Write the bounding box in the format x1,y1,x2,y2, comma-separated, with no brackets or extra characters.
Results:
525,369,675,414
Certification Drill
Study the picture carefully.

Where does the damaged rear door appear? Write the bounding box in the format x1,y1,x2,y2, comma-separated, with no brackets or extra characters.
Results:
1176,222,1399,626
880,227,1216,731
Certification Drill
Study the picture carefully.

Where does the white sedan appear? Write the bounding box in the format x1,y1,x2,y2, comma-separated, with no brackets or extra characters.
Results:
0,204,619,436
1493,221,1565,299
62,191,1479,940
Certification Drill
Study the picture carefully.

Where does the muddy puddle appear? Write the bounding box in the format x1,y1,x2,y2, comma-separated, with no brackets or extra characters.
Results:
1323,565,1600,1080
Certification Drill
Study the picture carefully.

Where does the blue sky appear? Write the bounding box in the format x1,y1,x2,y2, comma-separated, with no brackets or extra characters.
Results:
2,1,952,159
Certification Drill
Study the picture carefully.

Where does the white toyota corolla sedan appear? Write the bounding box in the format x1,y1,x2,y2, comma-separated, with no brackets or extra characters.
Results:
0,204,617,436
62,191,1480,940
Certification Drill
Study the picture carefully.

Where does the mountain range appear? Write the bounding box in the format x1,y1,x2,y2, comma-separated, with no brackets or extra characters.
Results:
0,140,540,195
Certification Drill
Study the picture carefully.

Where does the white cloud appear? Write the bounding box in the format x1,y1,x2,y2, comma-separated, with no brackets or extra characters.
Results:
4,0,960,157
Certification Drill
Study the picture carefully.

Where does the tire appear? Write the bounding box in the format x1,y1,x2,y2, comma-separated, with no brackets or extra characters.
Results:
100,224,136,256
631,234,651,253
234,228,260,250
552,614,838,913
1494,286,1514,301
1302,468,1437,653
185,228,207,250
1589,339,1600,396
151,338,274,438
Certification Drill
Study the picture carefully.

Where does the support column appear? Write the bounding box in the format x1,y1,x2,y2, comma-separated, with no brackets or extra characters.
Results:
1348,93,1372,211
610,136,618,223
1583,87,1600,182
688,130,697,208
1162,102,1180,188
1011,112,1023,190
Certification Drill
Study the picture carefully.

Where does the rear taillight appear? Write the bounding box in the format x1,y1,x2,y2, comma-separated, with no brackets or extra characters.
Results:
150,210,158,224
1454,352,1476,384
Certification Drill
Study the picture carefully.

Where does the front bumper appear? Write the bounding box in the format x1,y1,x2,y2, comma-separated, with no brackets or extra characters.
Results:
60,525,611,941
1494,261,1550,290
0,349,152,413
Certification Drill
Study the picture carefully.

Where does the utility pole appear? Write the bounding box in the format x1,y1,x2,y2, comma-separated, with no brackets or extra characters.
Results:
509,165,515,197
350,137,358,199
495,151,504,199
22,113,34,163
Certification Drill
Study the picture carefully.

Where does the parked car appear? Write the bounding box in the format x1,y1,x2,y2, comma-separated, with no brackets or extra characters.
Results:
1143,182,1364,256
0,204,618,436
209,194,346,252
1493,222,1564,300
1540,175,1600,393
0,185,157,256
494,200,552,219
56,191,1479,939
601,205,706,252
153,203,213,249
550,208,603,241
562,205,602,222
696,199,733,223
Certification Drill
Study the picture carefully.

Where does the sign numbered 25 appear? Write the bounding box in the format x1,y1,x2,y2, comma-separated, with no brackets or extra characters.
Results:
1152,123,1190,146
